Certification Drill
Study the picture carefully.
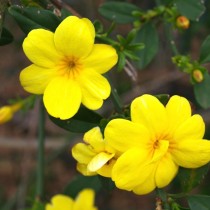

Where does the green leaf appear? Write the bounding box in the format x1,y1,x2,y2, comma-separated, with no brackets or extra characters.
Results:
49,106,102,133
188,195,210,210
174,0,205,21
155,94,170,106
0,27,13,46
133,22,159,69
64,175,102,198
98,1,140,24
194,72,210,109
117,51,126,71
176,164,209,192
8,6,61,34
199,35,210,64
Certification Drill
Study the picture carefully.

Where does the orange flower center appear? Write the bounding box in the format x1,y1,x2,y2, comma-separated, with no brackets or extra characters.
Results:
58,56,82,79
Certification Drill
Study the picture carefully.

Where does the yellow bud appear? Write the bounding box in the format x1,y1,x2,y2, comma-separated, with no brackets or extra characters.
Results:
0,102,22,125
176,16,190,29
192,69,204,83
0,106,13,124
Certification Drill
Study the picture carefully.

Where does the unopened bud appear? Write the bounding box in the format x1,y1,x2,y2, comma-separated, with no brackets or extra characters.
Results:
192,69,203,83
176,16,190,29
0,102,22,125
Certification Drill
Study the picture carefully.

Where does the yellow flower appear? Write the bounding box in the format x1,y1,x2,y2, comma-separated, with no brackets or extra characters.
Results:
20,16,118,120
104,94,210,195
72,127,117,177
0,103,22,124
46,188,98,210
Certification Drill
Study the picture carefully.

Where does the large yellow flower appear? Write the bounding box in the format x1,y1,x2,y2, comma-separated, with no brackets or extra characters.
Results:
20,16,118,119
72,127,117,177
46,188,98,210
104,94,210,195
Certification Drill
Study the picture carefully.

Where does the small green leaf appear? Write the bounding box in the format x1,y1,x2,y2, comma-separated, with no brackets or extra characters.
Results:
8,6,61,34
49,106,102,133
98,1,140,24
155,94,170,106
0,27,13,45
199,35,210,64
174,0,205,21
60,8,72,20
64,175,102,198
176,164,209,192
188,195,210,210
117,51,126,71
194,72,210,109
133,22,159,69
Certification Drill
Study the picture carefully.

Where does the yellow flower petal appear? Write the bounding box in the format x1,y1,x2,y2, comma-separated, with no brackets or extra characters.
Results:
79,70,111,109
72,143,95,164
23,29,62,68
174,114,205,141
20,64,57,94
88,152,115,172
83,127,105,152
172,139,210,168
74,189,97,210
105,119,150,153
82,44,118,74
76,163,97,176
43,77,82,119
80,89,103,110
155,153,178,188
112,148,152,190
46,194,74,210
79,70,111,99
133,172,156,195
97,158,116,177
81,18,95,39
166,95,191,134
54,16,94,58
131,94,167,140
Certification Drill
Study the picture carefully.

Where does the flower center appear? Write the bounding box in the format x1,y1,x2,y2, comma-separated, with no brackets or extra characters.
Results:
58,56,82,79
68,60,76,69
153,140,159,149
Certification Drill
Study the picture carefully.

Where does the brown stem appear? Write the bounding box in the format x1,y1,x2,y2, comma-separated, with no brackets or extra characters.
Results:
50,0,82,17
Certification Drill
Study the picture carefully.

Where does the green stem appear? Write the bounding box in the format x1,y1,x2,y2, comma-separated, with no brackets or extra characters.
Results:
164,23,179,56
110,87,123,114
105,75,123,114
156,188,171,210
36,99,46,200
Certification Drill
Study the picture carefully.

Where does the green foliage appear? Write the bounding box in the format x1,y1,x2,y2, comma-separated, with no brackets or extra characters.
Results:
176,164,209,193
188,195,210,210
98,1,140,24
8,6,61,34
49,106,102,133
199,35,210,64
174,0,205,21
194,72,210,109
0,27,13,45
133,22,159,69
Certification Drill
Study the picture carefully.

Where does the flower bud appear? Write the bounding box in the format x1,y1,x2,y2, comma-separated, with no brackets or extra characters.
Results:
192,69,204,83
0,102,22,125
176,16,190,29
